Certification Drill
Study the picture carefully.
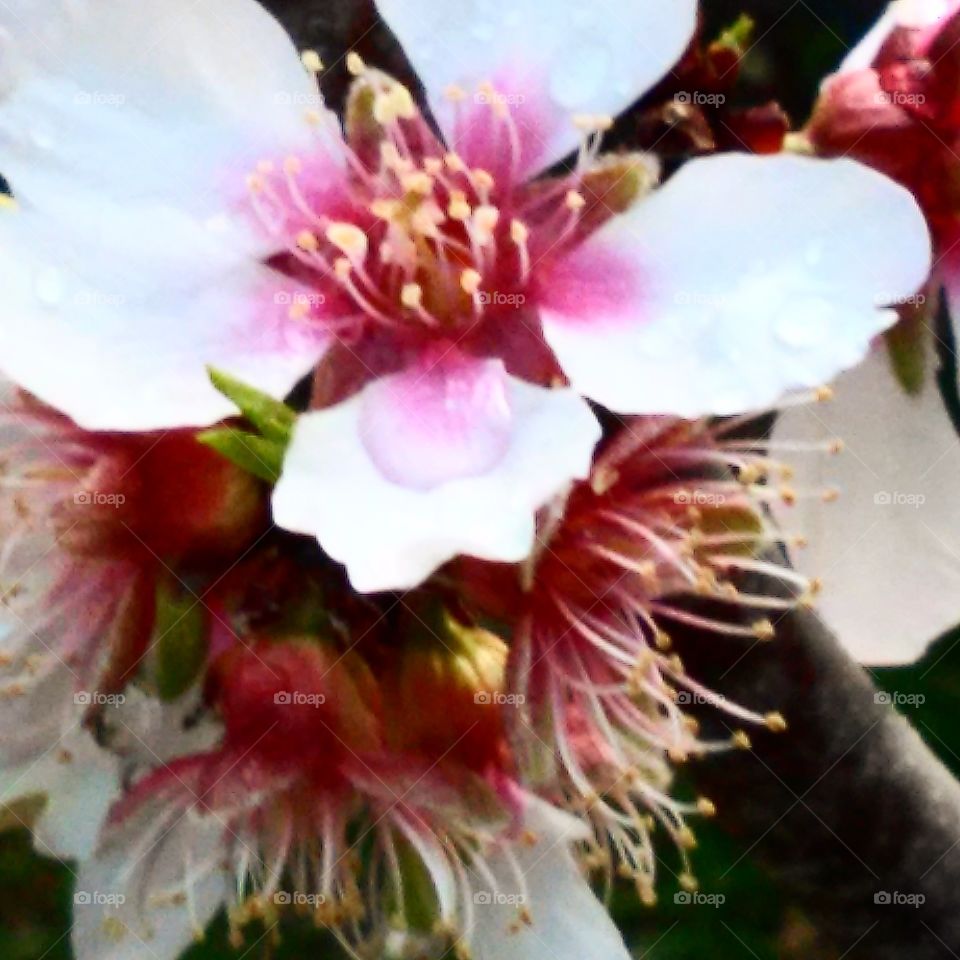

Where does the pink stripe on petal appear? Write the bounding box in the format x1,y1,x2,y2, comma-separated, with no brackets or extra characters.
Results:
358,351,514,492
536,243,648,331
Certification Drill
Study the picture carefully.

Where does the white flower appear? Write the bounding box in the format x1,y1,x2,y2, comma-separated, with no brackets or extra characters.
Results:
0,0,931,596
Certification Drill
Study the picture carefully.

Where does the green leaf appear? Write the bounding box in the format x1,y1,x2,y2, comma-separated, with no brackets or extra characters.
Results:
152,580,210,702
197,427,286,485
884,301,928,396
207,367,296,444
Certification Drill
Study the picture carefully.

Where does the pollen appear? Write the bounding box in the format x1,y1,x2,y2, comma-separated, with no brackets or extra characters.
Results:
765,712,788,733
326,223,369,259
296,230,319,252
448,192,472,221
373,82,416,125
300,49,324,73
346,52,366,76
400,283,424,309
510,219,530,244
565,190,587,211
460,269,482,296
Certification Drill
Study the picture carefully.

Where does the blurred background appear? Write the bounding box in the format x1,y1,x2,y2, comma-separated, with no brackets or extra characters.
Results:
7,1,952,957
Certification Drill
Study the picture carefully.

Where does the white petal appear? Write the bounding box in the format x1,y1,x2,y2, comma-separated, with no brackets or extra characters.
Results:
375,0,697,176
0,725,119,861
540,154,932,417
0,204,329,430
773,338,960,665
0,0,337,241
467,797,630,960
72,800,228,960
273,359,601,592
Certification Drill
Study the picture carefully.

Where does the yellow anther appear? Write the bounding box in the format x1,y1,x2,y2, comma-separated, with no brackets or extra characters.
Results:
444,84,469,102
304,108,324,127
380,141,412,173
677,826,698,850
296,230,320,252
289,300,310,321
753,619,776,641
460,269,483,296
472,204,500,243
326,223,369,259
370,198,401,220
245,174,265,194
697,797,717,818
445,152,467,173
678,873,699,893
765,711,788,733
346,52,366,76
510,219,530,244
283,155,303,175
565,190,587,211
0,195,16,211
572,113,615,132
373,82,416,124
401,283,424,309
423,157,443,176
334,257,353,280
401,171,434,195
815,385,834,402
300,49,324,73
473,169,495,192
411,201,445,237
448,191,472,221
732,730,752,750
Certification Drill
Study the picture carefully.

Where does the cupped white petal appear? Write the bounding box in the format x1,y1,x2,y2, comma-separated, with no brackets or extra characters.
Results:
375,0,697,177
540,154,932,417
773,337,960,665
466,796,630,960
72,800,228,960
0,0,339,245
0,203,330,430
272,356,601,593
0,726,119,862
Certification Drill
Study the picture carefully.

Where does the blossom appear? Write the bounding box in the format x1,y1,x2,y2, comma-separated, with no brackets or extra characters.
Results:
0,0,931,594
776,0,960,664
0,386,263,858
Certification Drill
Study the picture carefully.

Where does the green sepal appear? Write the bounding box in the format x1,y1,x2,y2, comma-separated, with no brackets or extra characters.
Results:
197,427,286,485
207,367,296,444
716,14,756,54
151,578,210,702
884,303,928,396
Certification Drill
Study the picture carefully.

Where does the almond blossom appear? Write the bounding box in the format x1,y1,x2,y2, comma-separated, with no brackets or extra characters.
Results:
0,0,931,594
775,0,960,664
